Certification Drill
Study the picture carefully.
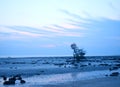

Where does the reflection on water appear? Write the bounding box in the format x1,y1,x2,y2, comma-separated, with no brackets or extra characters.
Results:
25,69,120,85
0,69,120,87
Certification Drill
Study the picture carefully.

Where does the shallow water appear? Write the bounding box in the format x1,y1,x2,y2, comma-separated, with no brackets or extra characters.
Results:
24,69,120,84
0,69,120,87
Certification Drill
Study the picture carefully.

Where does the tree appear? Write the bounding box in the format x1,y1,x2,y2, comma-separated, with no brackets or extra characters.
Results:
71,43,86,62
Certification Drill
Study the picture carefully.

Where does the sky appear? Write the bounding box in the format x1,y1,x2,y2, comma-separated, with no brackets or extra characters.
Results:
0,0,120,57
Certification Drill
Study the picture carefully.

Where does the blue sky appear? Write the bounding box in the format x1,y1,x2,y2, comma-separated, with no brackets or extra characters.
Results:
0,0,120,57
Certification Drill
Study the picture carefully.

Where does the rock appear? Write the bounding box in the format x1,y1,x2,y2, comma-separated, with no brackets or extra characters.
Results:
105,74,108,76
1,76,7,81
116,64,120,67
80,65,87,67
110,72,119,76
99,64,108,66
3,80,15,85
20,80,26,84
109,67,119,71
88,63,91,65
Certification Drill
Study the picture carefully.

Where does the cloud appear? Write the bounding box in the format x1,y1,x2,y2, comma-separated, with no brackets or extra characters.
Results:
0,26,44,40
59,9,120,43
6,26,48,35
59,9,86,21
43,24,86,37
1,9,120,41
42,26,66,33
52,24,85,30
0,23,86,41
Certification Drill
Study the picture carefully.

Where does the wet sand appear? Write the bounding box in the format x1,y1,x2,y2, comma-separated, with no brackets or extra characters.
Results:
42,76,120,87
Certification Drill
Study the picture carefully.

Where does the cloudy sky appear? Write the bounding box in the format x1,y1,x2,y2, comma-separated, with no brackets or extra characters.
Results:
0,0,120,57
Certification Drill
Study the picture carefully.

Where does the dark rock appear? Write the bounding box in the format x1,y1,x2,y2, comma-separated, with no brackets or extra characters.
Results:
88,63,91,65
109,67,119,71
54,63,64,66
3,78,16,85
3,80,15,85
9,77,16,81
110,72,119,76
1,76,7,81
15,75,26,84
105,74,108,76
80,65,87,67
99,64,109,66
2,75,26,85
116,64,120,67
74,64,78,66
20,80,26,84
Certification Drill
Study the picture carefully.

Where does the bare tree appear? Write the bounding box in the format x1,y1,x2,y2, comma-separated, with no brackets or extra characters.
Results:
71,43,86,62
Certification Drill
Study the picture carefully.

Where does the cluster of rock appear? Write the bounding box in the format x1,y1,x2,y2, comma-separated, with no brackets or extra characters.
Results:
2,75,26,85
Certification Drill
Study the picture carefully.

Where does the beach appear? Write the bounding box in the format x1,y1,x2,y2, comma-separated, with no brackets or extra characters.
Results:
0,56,120,87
